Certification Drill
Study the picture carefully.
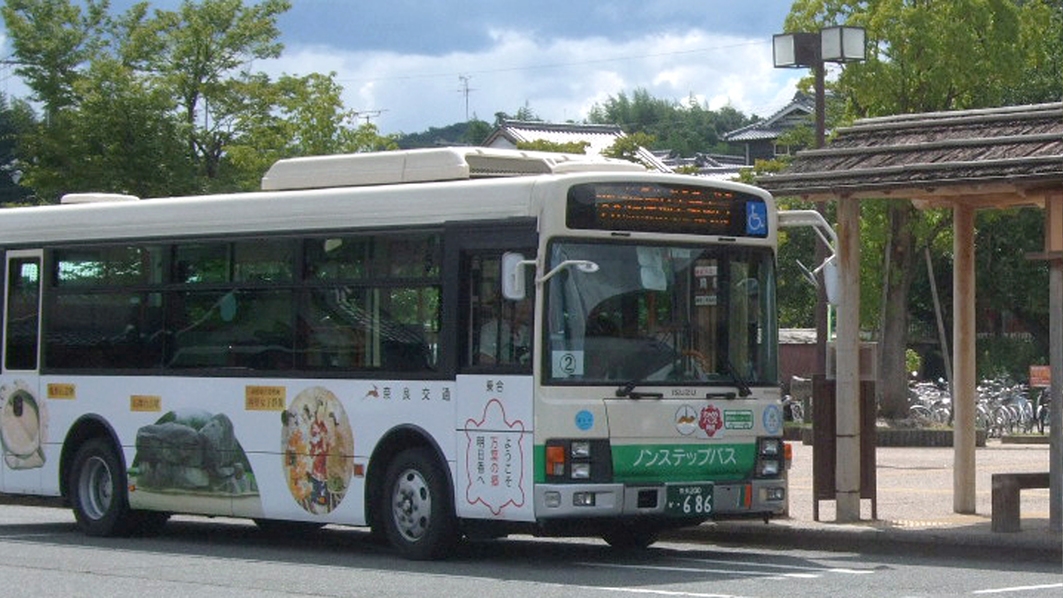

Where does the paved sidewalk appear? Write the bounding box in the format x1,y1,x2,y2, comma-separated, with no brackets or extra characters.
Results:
668,440,1062,563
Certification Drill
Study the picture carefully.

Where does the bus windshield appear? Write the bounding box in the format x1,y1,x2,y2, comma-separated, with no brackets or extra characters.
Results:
544,241,777,388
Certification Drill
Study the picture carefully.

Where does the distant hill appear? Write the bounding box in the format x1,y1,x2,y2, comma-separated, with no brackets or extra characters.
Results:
396,121,489,149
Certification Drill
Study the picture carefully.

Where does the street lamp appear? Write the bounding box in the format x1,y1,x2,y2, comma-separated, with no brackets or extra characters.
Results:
820,26,867,64
772,25,866,375
773,25,867,524
773,25,867,148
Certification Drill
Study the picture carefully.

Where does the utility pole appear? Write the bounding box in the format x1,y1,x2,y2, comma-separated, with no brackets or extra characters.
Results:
457,75,476,121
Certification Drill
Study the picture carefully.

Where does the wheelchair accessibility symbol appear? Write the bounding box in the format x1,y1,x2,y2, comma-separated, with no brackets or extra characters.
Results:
746,201,767,237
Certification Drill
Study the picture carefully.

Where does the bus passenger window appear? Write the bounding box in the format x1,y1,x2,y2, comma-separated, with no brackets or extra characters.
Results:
5,259,40,371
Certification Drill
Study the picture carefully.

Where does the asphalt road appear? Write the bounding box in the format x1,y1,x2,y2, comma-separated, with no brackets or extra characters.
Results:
0,504,1058,598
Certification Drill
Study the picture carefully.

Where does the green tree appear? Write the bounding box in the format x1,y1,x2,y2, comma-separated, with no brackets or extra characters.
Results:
494,103,540,125
973,209,1051,376
225,72,398,189
1006,0,1063,104
588,88,757,156
23,55,194,198
783,0,1060,418
1,0,108,114
602,132,659,169
146,0,291,186
515,140,589,154
461,118,493,145
0,94,35,205
3,0,381,199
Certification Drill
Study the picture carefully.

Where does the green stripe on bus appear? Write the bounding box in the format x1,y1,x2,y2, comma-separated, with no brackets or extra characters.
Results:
533,443,757,484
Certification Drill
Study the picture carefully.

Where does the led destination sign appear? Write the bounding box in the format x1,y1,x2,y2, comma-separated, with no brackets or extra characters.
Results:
566,182,768,237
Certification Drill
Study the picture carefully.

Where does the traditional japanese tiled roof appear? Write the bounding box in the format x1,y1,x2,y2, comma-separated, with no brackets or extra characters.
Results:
483,120,673,172
757,102,1063,206
724,93,816,142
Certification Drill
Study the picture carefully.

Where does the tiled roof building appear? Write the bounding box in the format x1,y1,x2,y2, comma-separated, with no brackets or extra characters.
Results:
723,92,816,165
483,120,672,172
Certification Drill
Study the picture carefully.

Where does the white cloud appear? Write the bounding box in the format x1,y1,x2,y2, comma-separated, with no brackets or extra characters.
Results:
266,27,798,134
0,4,800,135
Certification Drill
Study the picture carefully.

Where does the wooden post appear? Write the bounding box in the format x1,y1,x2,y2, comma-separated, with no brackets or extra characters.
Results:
1046,192,1063,533
835,195,861,521
953,203,976,514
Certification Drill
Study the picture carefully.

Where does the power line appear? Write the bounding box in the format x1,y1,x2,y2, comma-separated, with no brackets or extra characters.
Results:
333,39,766,85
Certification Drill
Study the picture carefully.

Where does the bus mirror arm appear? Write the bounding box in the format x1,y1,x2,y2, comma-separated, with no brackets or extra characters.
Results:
537,260,600,284
796,259,817,288
778,209,839,306
504,255,600,300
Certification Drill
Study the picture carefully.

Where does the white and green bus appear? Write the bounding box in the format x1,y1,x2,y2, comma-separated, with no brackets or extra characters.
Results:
0,147,789,559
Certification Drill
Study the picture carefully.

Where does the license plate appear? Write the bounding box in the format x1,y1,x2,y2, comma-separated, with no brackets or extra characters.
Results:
665,483,714,516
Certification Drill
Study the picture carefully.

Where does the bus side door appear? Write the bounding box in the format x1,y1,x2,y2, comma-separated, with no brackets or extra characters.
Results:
0,250,45,493
449,224,536,522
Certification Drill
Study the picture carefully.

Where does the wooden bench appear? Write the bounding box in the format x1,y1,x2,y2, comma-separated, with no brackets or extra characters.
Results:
991,472,1050,532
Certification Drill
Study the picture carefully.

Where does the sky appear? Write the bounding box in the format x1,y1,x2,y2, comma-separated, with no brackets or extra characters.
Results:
0,0,806,136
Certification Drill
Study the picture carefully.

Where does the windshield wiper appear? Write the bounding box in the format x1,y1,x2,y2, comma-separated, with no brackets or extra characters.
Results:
725,361,753,398
615,379,663,400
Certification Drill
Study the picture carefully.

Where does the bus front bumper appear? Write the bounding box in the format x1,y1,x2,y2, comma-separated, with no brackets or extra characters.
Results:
534,479,786,519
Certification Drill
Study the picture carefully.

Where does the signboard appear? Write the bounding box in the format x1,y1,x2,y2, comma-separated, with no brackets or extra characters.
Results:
1029,365,1051,388
566,182,769,237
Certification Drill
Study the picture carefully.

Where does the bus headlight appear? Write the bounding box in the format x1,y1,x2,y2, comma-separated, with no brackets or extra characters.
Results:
571,462,591,479
755,437,784,479
544,439,613,482
757,460,780,477
760,438,780,456
571,441,591,458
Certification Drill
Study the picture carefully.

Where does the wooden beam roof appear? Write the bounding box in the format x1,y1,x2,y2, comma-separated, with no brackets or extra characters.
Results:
757,102,1063,206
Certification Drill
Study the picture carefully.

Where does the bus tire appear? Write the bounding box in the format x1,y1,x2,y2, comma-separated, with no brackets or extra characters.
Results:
253,519,324,536
69,437,133,537
602,523,660,550
382,447,458,560
129,511,170,536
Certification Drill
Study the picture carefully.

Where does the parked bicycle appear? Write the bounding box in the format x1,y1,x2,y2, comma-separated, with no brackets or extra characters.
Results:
907,376,1048,437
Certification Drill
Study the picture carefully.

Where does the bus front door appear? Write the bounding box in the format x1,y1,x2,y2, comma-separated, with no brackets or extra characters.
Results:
0,250,45,493
451,226,536,522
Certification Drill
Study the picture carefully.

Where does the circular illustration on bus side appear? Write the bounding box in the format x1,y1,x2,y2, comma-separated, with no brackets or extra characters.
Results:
0,382,46,469
281,386,354,514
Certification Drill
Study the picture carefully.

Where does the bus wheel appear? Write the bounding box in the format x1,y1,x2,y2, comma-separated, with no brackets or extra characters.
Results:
129,511,170,536
253,519,325,536
69,438,133,537
382,447,458,560
602,524,660,550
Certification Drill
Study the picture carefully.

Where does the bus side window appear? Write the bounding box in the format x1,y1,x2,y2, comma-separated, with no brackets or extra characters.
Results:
468,253,533,369
5,258,40,371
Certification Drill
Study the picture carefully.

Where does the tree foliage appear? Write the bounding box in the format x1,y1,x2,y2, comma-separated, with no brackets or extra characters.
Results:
601,132,657,165
392,119,492,149
588,88,756,156
146,0,290,183
783,0,1062,417
1,0,109,114
0,94,36,206
2,0,396,201
515,140,590,154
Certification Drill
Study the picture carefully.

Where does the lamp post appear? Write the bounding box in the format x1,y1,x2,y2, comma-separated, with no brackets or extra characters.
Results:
772,25,866,375
773,25,866,523
774,26,867,149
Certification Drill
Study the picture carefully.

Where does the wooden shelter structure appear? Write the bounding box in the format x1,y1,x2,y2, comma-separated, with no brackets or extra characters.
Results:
758,102,1063,528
